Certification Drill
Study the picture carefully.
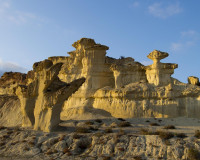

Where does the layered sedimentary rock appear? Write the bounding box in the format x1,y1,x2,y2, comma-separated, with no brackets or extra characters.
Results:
15,60,85,132
0,38,200,131
58,39,200,119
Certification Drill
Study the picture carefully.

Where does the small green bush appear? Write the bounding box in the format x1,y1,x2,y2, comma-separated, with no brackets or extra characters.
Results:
73,133,82,139
188,148,200,160
104,128,113,133
85,121,94,125
140,128,159,135
118,121,131,127
194,130,200,138
163,125,176,129
159,131,174,140
75,127,90,133
118,118,126,121
95,119,102,123
175,133,187,138
150,123,160,126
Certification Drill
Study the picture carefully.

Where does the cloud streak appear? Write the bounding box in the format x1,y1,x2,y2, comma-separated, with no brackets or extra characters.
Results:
148,2,182,18
130,1,140,8
0,58,28,75
170,30,198,52
0,0,41,25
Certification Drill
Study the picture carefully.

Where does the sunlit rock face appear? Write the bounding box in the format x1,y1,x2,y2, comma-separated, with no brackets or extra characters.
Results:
0,38,200,132
188,76,199,86
59,39,200,119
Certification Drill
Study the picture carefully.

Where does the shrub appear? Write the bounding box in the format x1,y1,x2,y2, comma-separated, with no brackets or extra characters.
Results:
140,128,159,135
85,121,94,125
118,118,126,121
175,133,187,138
75,127,90,133
150,123,160,126
133,156,143,160
73,133,82,139
188,148,200,160
0,126,6,130
46,150,53,155
163,125,176,129
89,126,98,131
0,142,5,146
140,128,151,135
94,132,103,137
77,140,91,151
95,119,102,123
117,129,125,137
102,156,111,160
159,131,174,140
104,128,113,133
63,148,70,154
194,130,200,138
28,141,35,146
59,135,65,141
118,121,131,127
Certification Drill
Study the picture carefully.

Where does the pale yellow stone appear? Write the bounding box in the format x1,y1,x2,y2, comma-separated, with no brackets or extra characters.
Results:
1,38,200,130
188,76,199,85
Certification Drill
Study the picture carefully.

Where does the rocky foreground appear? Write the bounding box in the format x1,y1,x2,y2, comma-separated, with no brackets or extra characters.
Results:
1,118,200,160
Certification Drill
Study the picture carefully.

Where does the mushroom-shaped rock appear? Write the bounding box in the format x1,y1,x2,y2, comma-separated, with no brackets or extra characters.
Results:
146,50,178,86
147,50,169,63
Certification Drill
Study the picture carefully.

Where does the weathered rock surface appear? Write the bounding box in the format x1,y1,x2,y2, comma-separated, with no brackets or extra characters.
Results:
0,125,200,160
188,76,200,86
15,59,85,132
0,38,200,130
0,95,22,127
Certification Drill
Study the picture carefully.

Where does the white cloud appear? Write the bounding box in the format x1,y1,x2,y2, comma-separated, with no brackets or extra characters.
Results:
148,2,182,18
0,0,39,25
0,58,28,73
170,42,182,51
170,30,198,52
181,30,198,37
130,1,140,8
141,60,152,66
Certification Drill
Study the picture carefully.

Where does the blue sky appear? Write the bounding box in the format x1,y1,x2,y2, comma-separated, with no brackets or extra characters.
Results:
0,0,199,82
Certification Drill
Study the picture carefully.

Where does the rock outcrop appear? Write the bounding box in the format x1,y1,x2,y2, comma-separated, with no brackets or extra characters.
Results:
0,38,200,131
15,60,85,132
188,76,200,86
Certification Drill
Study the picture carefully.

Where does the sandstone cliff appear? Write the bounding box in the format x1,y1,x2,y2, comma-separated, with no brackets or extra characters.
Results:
0,38,200,132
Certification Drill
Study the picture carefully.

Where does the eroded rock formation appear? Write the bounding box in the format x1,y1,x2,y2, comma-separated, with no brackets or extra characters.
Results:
15,60,85,132
0,38,200,131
